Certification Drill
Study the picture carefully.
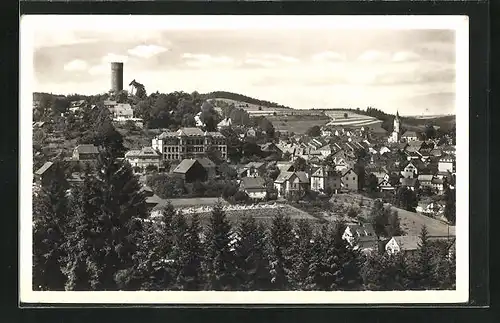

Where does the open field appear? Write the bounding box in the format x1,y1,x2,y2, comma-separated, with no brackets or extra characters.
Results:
269,117,330,134
329,193,455,237
323,110,383,129
212,98,292,112
152,199,317,226
390,206,455,237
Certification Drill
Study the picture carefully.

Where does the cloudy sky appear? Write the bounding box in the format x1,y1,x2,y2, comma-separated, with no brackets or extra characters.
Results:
31,18,457,115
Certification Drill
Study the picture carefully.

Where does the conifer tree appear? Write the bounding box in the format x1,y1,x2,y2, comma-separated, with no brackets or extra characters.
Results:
234,215,272,290
63,149,146,290
289,219,314,290
32,161,69,291
410,225,434,290
269,211,294,290
176,213,204,290
204,202,237,290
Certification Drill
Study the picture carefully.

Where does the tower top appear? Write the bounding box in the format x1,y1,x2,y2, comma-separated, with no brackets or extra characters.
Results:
396,110,400,118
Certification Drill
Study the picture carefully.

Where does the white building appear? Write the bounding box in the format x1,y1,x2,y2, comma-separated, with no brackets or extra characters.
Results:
388,111,401,143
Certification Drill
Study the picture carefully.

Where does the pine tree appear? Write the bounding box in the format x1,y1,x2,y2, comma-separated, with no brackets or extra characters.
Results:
32,162,69,291
444,187,456,225
204,202,237,290
170,209,189,290
269,211,294,290
361,252,409,291
306,221,362,291
62,149,146,290
234,215,272,290
411,225,434,290
387,210,404,237
176,213,204,290
289,219,313,290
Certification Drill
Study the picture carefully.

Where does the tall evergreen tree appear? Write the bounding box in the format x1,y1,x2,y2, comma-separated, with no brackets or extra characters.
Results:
176,213,204,290
443,187,456,225
306,221,362,290
289,219,314,290
204,202,237,290
409,225,434,290
32,161,69,291
269,211,294,290
234,215,272,290
63,149,146,290
361,252,409,291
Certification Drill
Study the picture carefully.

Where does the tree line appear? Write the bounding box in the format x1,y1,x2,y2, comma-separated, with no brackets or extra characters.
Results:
34,150,455,292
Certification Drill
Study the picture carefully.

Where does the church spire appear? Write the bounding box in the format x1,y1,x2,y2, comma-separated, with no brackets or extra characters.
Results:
396,110,400,118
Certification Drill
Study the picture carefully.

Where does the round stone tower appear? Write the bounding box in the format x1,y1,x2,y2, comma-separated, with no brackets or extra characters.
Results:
110,62,124,93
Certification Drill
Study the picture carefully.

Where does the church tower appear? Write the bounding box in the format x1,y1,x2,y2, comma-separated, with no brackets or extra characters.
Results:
394,110,400,135
388,110,401,143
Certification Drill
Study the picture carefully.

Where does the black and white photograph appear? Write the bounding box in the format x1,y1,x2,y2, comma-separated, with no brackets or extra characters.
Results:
20,15,469,304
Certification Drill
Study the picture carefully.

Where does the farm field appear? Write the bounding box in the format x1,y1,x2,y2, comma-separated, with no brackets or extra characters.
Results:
152,199,318,227
329,193,455,237
270,118,330,134
211,98,292,112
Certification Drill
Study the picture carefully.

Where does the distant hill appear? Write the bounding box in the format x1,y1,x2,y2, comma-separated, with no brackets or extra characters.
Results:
203,91,292,110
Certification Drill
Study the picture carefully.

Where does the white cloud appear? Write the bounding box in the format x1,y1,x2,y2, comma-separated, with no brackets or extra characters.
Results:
181,53,234,68
102,53,129,64
88,64,108,76
392,51,421,62
63,59,88,71
358,50,389,62
311,51,345,62
128,44,168,58
243,58,276,68
253,53,299,63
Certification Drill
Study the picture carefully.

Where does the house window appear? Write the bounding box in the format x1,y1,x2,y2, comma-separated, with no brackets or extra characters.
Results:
346,184,348,187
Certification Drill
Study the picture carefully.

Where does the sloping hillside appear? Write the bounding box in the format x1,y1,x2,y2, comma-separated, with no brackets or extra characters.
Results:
203,91,292,110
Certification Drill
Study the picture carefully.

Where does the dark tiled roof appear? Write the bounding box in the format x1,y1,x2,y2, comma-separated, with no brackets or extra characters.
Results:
400,178,418,187
275,171,294,183
196,157,216,169
295,171,310,184
172,159,197,174
391,236,421,251
75,144,99,154
35,161,53,175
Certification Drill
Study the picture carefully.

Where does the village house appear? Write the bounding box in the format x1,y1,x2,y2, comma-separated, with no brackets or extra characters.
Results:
151,128,227,162
260,142,283,157
103,100,117,109
196,157,217,179
401,131,419,142
310,166,341,194
417,174,434,189
239,176,267,201
140,185,163,211
72,144,99,161
401,161,419,179
274,171,310,198
342,224,376,247
438,156,456,173
34,161,55,187
341,168,359,191
416,200,445,216
276,161,295,173
124,147,162,173
110,103,134,119
400,177,418,191
378,178,396,191
69,99,86,113
431,177,445,194
385,236,421,255
244,162,266,178
246,128,257,138
171,159,208,183
217,117,232,130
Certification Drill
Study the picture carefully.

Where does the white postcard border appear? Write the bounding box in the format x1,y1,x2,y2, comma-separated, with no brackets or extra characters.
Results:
19,15,469,304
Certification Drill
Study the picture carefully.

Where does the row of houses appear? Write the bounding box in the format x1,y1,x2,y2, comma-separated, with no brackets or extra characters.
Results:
341,223,455,256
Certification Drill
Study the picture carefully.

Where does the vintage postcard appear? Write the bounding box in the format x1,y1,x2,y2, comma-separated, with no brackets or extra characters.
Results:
20,15,468,304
